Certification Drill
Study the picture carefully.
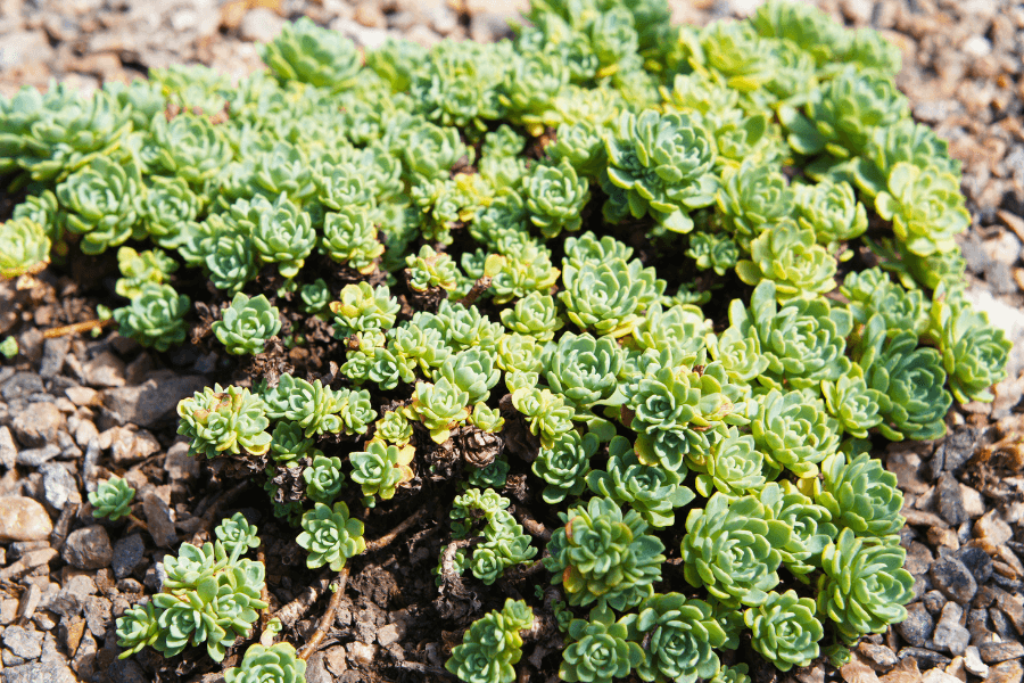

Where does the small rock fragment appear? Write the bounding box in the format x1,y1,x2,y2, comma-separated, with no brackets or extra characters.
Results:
83,351,126,387
112,534,145,579
959,485,985,518
62,525,113,569
239,7,285,43
980,642,1024,665
377,624,400,647
1,661,78,683
965,646,989,677
859,643,899,672
39,464,80,511
937,473,966,526
0,426,17,469
142,490,177,548
932,603,970,656
976,511,1013,547
102,374,208,427
15,444,61,467
931,557,978,604
900,603,936,647
345,641,376,667
2,625,43,660
0,496,53,542
985,660,1023,683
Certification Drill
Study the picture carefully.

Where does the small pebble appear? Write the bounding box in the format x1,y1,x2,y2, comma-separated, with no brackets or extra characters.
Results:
61,525,113,570
39,463,80,511
112,534,145,579
931,557,979,604
900,647,953,670
2,625,43,660
980,641,1024,664
859,642,899,672
933,603,970,656
1,660,77,683
966,646,991,677
985,661,1023,683
975,510,1013,546
0,426,17,469
900,603,936,647
0,496,54,542
15,445,61,467
142,490,177,548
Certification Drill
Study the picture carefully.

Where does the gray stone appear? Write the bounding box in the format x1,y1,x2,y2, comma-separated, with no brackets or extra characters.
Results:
15,445,61,467
304,652,333,683
106,657,149,683
62,525,113,570
1,373,44,402
922,591,947,615
3,649,26,667
38,338,69,379
0,497,53,542
39,464,79,511
966,646,991,677
111,534,145,580
83,351,125,388
931,557,978,604
986,660,1024,683
858,642,898,672
82,597,109,639
16,585,41,623
0,427,17,470
0,30,53,70
959,546,994,586
101,374,208,427
980,641,1024,664
1,660,78,683
899,603,935,647
936,472,966,526
932,602,970,656
377,623,400,647
142,491,176,548
2,625,42,660
898,647,951,670
239,7,285,43
164,440,199,482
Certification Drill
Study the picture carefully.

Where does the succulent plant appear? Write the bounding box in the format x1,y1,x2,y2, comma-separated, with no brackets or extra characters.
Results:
561,605,645,683
817,451,903,540
89,477,136,521
329,282,401,338
736,220,837,299
445,600,532,683
817,528,914,642
633,594,726,683
750,388,840,479
744,590,823,671
296,502,366,571
544,332,625,408
57,156,143,254
350,440,415,501
933,291,1012,404
511,386,576,450
212,293,282,356
225,643,306,683
303,455,346,504
321,206,384,273
268,421,322,464
680,493,790,608
406,379,471,444
260,17,361,91
177,384,272,460
586,435,695,528
875,162,968,257
0,217,51,279
545,496,665,611
533,429,598,504
524,158,591,238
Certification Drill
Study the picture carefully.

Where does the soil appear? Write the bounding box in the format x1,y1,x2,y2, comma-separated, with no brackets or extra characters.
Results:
1,1,1024,683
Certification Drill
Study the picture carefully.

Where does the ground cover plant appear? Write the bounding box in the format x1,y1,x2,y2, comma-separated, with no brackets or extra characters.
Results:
0,0,1014,680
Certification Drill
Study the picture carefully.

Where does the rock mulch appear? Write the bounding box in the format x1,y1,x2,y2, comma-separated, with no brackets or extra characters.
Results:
2,0,1024,682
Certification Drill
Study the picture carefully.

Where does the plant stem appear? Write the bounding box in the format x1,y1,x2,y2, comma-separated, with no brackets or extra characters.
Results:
42,319,115,339
364,507,428,553
297,567,349,661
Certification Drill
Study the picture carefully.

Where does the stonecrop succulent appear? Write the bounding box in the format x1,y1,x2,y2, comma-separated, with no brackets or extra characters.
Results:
13,0,1011,678
89,477,136,521
212,293,283,356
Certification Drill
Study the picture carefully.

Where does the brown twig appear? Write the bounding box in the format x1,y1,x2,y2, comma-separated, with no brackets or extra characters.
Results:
257,545,270,633
42,319,115,339
364,507,428,553
297,567,349,661
512,507,551,542
275,571,333,630
126,513,149,533
456,276,492,308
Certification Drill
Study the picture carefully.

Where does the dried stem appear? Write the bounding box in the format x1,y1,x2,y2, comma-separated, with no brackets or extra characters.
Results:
388,660,457,678
257,545,270,633
513,507,551,542
126,513,149,533
364,507,428,553
275,571,332,630
43,319,115,339
456,276,492,308
297,567,349,661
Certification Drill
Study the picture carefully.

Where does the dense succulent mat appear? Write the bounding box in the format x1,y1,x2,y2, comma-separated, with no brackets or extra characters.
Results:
0,0,1014,681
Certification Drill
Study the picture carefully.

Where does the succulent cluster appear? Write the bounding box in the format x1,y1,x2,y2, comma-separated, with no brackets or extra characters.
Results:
5,0,1010,679
114,513,268,662
88,477,136,521
445,599,534,683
